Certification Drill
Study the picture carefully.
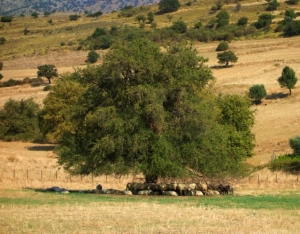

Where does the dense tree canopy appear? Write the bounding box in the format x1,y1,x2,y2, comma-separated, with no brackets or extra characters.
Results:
45,38,255,180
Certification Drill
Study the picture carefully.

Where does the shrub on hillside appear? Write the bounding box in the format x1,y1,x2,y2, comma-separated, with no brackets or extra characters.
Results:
0,98,41,141
1,16,13,22
216,41,229,51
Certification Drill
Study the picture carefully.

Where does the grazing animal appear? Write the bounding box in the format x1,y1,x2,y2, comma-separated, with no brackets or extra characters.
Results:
164,191,178,196
96,184,103,191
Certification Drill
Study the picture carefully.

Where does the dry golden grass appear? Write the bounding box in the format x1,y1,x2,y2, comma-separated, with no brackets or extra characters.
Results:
1,195,300,234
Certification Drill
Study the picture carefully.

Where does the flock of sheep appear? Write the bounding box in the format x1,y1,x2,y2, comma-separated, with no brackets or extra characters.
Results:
46,182,234,196
95,182,234,196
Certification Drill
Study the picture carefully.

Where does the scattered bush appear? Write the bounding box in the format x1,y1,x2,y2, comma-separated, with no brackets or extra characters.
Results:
216,41,229,51
87,50,100,63
69,14,80,21
0,37,6,44
249,84,267,104
1,16,13,22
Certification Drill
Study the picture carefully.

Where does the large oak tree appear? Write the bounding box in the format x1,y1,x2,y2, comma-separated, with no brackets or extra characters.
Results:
44,38,254,181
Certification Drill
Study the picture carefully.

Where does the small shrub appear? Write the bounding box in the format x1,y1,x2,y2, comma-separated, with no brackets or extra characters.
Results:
0,37,6,44
216,41,229,51
43,85,51,91
23,77,31,84
60,42,66,46
87,50,100,63
1,16,13,22
249,84,267,104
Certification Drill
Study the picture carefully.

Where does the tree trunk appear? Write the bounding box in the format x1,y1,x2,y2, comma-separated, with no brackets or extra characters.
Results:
47,77,51,84
289,88,292,95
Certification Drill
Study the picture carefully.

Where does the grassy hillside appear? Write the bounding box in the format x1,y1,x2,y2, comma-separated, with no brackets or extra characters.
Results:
1,0,299,61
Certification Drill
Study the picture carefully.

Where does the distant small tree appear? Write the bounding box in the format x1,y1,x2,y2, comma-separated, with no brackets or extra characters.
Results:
135,14,146,23
0,37,6,44
288,0,300,4
170,20,187,33
1,16,13,22
37,64,58,84
194,22,202,29
249,84,267,104
0,98,41,141
289,136,300,155
216,41,229,51
159,0,181,13
31,12,39,18
217,50,238,67
278,66,298,95
284,9,297,24
255,13,274,29
69,14,80,21
216,10,230,28
44,12,51,17
87,51,100,63
151,22,157,29
147,12,154,23
266,0,280,11
237,17,248,26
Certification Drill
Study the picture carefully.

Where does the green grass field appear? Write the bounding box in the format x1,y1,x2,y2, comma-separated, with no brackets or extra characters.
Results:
1,189,300,233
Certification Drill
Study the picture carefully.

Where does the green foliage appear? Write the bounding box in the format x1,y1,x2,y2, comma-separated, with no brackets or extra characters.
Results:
255,14,274,29
216,10,230,28
194,22,202,29
92,27,106,38
277,66,298,95
1,16,13,22
217,50,238,67
0,37,6,44
266,0,280,11
69,14,80,21
284,20,300,36
51,38,254,179
237,17,248,26
217,94,255,158
135,14,146,23
0,77,43,88
31,12,39,18
86,11,103,17
87,51,100,63
0,98,41,141
216,41,229,51
147,12,154,23
37,64,58,84
270,154,300,174
290,135,300,155
288,0,300,4
39,75,86,143
249,84,267,104
159,0,181,13
170,20,187,33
